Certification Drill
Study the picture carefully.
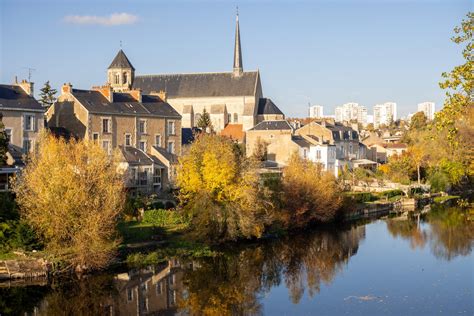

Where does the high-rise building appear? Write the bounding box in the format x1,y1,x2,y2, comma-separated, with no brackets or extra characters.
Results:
309,105,324,118
417,102,435,120
373,102,397,128
334,102,367,125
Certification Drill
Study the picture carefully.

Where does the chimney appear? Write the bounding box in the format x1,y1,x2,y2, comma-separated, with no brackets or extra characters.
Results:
61,82,73,95
150,90,167,101
93,85,114,102
129,89,142,102
18,79,34,96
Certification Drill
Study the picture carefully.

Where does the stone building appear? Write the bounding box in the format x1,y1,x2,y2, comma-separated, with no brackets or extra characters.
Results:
105,13,283,132
46,83,181,194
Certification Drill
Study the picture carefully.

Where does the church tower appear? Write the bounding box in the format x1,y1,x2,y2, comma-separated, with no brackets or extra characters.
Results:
107,49,135,92
233,10,243,77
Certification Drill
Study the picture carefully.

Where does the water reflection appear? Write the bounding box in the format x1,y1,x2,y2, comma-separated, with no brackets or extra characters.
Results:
386,205,474,260
2,205,473,316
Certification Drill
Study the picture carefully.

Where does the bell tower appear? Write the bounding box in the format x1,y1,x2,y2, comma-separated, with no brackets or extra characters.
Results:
107,49,135,92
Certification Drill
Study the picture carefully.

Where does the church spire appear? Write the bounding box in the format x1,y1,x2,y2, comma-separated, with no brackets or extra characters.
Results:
233,7,243,77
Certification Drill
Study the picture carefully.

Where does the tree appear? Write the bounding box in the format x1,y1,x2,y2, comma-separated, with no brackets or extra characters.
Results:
196,109,213,132
252,137,268,161
13,132,125,271
366,123,375,132
0,113,8,166
38,81,57,108
176,134,270,242
408,146,427,184
280,154,342,228
409,111,428,131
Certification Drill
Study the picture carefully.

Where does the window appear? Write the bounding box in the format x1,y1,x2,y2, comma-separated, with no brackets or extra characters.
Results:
153,168,162,185
233,113,238,123
156,282,163,295
4,128,12,142
92,133,99,143
131,168,138,185
303,149,307,159
169,274,175,285
167,121,175,135
139,119,147,134
167,141,174,154
139,168,150,186
139,140,147,152
127,288,133,302
102,118,111,133
123,72,128,84
115,73,120,85
23,139,32,153
170,290,177,306
125,134,132,146
316,150,321,160
24,115,35,131
227,113,232,123
102,140,110,154
155,134,161,147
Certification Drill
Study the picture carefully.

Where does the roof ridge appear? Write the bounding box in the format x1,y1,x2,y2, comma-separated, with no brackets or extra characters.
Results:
135,70,259,77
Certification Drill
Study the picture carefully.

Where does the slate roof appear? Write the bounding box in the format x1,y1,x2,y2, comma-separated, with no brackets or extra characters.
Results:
120,146,164,167
152,146,178,164
249,120,292,131
257,98,284,116
182,127,201,145
133,71,259,98
0,84,43,111
108,49,135,70
70,89,181,118
292,136,311,148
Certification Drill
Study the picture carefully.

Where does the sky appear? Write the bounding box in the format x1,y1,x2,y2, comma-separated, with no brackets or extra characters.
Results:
0,0,471,118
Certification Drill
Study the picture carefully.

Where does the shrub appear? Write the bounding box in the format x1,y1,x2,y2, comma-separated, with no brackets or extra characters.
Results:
377,189,404,199
142,209,189,228
344,192,377,203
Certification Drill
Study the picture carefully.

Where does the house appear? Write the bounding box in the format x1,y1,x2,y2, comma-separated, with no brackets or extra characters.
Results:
245,120,294,162
46,83,181,193
366,142,407,164
105,13,272,132
0,80,44,191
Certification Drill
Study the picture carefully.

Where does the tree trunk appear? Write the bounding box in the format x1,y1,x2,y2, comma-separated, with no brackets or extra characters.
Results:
417,164,421,185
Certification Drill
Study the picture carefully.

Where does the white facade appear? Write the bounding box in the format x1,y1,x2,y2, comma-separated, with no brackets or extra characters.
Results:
417,102,435,120
306,144,337,177
334,102,367,125
374,102,397,128
309,105,324,118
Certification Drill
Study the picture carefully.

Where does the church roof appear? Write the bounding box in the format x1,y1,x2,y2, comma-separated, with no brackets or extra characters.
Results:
108,49,135,70
249,120,292,131
257,98,284,115
132,71,260,98
0,84,43,111
69,89,180,118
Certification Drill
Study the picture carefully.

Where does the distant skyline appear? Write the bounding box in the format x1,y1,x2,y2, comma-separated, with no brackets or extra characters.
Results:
0,0,470,117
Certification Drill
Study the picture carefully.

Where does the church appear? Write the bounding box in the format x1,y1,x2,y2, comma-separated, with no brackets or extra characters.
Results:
105,13,284,132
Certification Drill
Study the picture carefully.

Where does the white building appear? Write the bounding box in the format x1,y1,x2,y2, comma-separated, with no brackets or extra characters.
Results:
334,102,368,126
374,102,397,128
417,102,435,120
309,105,324,118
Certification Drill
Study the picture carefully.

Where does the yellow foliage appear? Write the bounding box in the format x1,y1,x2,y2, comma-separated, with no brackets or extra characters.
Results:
13,131,125,271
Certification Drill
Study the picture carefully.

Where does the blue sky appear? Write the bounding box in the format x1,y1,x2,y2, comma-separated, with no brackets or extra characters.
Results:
0,0,470,117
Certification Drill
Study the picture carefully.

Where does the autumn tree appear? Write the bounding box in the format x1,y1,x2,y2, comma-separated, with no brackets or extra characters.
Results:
409,111,428,131
408,146,427,184
39,81,57,108
176,134,271,242
252,137,268,161
13,132,125,271
0,113,8,166
197,109,213,133
280,154,342,228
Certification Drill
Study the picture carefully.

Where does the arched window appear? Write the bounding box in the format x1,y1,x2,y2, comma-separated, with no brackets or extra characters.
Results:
123,72,128,84
233,113,238,123
115,73,120,84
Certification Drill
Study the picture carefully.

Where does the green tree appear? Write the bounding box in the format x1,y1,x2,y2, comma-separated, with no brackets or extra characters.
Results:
38,81,57,108
197,109,213,132
409,111,428,131
0,113,8,166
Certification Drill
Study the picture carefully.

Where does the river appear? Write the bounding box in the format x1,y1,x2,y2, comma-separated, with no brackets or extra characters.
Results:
1,204,473,315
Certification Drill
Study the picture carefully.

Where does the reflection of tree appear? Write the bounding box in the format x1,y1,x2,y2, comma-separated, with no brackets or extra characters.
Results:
386,205,473,261
386,219,428,249
428,206,474,261
179,224,365,314
0,285,47,316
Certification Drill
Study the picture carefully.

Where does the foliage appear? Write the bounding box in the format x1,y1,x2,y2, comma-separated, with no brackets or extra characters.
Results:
378,153,416,184
196,108,213,132
252,137,268,161
117,220,164,244
38,80,57,108
13,132,125,271
279,154,342,228
0,113,9,166
0,192,17,221
142,209,190,229
177,134,271,243
409,111,428,130
343,192,377,203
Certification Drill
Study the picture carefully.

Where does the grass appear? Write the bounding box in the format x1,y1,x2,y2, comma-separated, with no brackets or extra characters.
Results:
0,251,19,260
117,221,166,244
433,195,460,204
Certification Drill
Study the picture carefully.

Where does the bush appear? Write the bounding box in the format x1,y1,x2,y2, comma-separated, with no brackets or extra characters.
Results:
344,192,377,203
377,189,404,199
142,209,189,228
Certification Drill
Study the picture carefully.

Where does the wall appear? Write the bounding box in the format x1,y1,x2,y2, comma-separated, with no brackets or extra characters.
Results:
1,109,44,151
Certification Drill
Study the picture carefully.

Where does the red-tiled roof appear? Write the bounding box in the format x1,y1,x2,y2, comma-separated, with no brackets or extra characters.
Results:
220,124,245,142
